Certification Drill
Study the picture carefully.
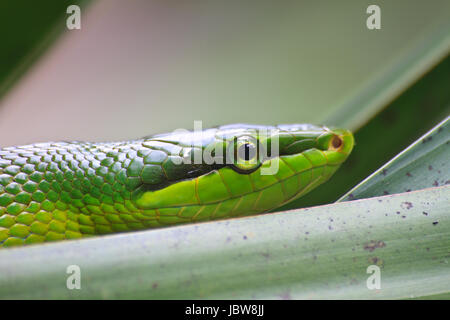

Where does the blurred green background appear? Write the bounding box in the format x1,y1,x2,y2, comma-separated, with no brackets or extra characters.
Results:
0,0,449,208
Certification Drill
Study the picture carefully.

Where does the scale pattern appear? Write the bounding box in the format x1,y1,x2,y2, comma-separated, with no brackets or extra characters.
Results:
0,126,354,247
0,140,180,246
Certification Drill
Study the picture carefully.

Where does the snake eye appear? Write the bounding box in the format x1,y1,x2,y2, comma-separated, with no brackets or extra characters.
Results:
238,142,257,161
229,136,261,173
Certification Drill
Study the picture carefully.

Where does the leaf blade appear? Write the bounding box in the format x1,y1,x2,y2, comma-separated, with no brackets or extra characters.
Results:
0,185,448,299
339,115,450,201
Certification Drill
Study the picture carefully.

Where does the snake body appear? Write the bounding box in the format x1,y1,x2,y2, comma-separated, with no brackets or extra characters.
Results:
0,124,353,247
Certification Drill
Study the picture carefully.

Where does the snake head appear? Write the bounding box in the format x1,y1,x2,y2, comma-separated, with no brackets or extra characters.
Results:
135,124,354,216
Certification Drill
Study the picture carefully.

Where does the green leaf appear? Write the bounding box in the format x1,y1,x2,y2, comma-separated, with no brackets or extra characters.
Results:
0,185,448,299
0,1,91,99
280,57,450,211
339,116,449,201
324,27,450,132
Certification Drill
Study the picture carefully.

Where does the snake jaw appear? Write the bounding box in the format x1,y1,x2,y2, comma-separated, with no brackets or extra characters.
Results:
135,125,354,213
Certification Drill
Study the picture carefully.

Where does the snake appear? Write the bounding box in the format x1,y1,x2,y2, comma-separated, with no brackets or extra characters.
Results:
0,124,354,248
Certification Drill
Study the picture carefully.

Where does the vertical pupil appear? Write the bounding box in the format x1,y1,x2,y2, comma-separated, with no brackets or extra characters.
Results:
244,144,251,160
239,143,255,161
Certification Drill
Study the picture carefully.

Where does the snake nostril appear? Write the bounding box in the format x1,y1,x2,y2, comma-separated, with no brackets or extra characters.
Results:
331,135,342,149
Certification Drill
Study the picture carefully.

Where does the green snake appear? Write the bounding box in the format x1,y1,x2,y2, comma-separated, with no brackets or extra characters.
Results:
0,124,354,247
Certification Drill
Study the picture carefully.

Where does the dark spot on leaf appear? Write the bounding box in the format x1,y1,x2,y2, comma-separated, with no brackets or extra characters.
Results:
423,211,428,216
363,240,386,252
433,180,439,186
432,221,439,226
401,202,413,210
406,189,411,192
383,190,389,195
348,193,355,200
402,215,406,219
243,235,248,240
406,172,412,177
396,211,400,215
428,165,433,170
381,169,388,176
152,282,158,289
